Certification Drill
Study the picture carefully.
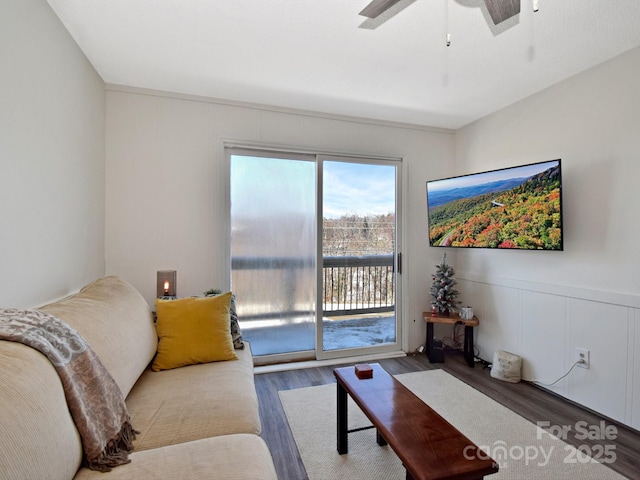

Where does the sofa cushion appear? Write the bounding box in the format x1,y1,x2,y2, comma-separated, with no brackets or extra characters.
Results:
127,344,261,450
40,276,158,397
153,293,237,371
73,434,277,480
205,292,245,349
229,294,244,349
0,341,83,480
166,292,245,349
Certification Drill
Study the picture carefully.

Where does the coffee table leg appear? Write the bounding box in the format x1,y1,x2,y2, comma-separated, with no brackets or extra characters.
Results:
376,430,387,446
337,381,348,454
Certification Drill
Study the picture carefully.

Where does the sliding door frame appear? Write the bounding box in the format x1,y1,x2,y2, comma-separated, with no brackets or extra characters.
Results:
225,142,403,364
226,146,317,366
315,154,402,361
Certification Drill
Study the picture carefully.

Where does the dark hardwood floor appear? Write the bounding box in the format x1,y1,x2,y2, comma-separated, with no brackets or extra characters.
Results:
254,351,640,480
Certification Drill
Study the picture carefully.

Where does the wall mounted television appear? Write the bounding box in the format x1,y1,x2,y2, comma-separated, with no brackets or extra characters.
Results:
426,159,563,250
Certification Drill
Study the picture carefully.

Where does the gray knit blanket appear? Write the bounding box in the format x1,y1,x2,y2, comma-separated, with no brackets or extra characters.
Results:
0,308,136,471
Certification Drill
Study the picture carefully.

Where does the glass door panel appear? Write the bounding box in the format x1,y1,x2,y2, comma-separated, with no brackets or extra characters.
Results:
230,152,316,358
319,158,400,358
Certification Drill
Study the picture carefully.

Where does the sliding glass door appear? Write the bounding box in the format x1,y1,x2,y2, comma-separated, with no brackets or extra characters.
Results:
317,157,400,360
228,147,401,363
229,150,317,360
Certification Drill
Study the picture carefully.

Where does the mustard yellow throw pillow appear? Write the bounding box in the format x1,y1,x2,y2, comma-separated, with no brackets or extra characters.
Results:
153,292,237,371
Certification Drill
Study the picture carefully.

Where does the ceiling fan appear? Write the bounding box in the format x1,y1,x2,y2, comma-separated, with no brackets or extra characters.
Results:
360,0,522,25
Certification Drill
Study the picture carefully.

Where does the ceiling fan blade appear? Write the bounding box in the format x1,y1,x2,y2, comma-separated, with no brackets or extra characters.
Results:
359,0,403,18
484,0,521,24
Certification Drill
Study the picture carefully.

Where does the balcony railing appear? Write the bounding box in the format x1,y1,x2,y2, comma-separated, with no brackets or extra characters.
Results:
322,255,395,316
231,254,395,319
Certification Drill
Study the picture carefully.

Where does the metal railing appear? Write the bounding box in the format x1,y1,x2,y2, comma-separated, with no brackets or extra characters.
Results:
231,254,395,319
322,255,395,316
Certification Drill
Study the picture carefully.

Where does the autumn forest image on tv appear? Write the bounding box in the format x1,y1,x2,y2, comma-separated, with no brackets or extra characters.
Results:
427,160,562,250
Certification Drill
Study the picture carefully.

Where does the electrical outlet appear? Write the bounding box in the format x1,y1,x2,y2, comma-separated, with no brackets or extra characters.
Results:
576,348,590,369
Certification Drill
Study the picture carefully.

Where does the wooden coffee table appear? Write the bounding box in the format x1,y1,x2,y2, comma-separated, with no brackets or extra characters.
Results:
334,364,498,480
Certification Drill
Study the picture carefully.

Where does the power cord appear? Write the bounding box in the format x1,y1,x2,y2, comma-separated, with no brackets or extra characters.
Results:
523,359,586,387
442,323,466,352
474,357,492,369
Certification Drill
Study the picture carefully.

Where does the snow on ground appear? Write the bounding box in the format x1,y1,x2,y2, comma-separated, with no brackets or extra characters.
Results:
242,315,396,356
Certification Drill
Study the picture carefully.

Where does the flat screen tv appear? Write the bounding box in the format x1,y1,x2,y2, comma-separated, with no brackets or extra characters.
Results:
426,159,563,250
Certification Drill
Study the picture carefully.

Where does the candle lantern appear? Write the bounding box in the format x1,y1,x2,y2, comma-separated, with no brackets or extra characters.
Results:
157,270,177,298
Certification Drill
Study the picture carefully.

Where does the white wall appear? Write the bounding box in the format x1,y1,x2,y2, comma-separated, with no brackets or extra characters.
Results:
455,46,640,428
105,87,455,352
0,0,105,308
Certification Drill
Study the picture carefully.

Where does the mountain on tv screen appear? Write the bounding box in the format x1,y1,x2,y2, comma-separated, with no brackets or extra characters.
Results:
426,160,563,250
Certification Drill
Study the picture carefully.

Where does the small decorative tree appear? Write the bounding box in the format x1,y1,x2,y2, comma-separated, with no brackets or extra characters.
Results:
430,253,460,315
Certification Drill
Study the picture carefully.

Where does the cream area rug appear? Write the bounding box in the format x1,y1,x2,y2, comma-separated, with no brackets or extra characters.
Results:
278,369,627,480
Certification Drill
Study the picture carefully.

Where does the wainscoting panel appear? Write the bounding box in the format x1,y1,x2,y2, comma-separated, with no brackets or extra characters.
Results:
458,280,519,363
566,298,629,423
519,290,567,396
458,274,640,430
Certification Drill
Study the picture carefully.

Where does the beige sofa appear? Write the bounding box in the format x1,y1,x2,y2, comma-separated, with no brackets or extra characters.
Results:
0,276,277,480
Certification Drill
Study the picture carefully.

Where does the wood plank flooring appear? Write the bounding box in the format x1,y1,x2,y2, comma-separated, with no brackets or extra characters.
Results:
254,352,640,480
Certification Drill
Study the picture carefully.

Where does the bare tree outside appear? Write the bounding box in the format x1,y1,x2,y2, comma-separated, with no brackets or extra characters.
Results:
323,213,395,256
322,213,395,313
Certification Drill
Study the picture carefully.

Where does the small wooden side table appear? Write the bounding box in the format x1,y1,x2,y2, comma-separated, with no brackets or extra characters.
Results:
422,312,479,367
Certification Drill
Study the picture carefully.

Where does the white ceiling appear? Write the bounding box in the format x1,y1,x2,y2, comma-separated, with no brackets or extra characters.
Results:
47,0,640,129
